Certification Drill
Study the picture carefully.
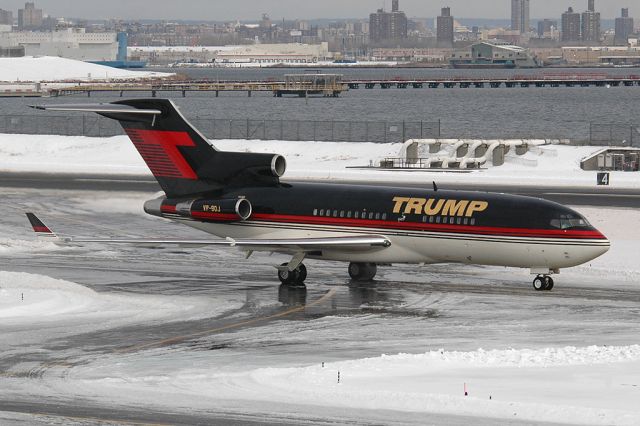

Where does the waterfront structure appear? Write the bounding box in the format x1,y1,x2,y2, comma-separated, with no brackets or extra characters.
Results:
18,2,42,30
450,40,539,68
0,29,118,61
437,7,454,47
511,0,530,34
561,7,581,42
615,9,634,46
581,0,601,44
215,43,329,66
562,46,640,66
369,1,408,43
0,9,12,26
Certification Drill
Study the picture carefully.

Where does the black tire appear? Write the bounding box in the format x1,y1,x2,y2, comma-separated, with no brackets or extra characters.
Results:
533,277,545,291
348,262,377,281
278,263,295,285
545,277,554,291
348,262,361,279
297,263,307,283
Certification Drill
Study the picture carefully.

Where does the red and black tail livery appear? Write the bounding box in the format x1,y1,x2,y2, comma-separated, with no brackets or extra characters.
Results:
26,212,59,240
31,99,286,198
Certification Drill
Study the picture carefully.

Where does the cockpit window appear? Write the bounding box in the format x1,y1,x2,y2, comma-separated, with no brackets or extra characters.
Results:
550,214,590,230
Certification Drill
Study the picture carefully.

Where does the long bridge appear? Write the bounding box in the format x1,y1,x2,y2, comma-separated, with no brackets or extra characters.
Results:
46,73,640,98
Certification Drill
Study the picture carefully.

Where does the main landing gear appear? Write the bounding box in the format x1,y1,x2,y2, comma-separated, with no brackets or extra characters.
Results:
278,262,307,287
348,262,377,281
533,275,554,291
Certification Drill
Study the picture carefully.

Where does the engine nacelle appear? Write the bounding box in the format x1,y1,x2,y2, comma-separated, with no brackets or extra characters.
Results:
145,197,253,222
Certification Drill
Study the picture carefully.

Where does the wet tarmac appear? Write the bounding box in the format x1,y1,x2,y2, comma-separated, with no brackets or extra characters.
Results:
0,184,638,425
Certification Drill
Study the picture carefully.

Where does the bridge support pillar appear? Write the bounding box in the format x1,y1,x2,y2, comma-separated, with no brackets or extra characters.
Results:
516,144,528,155
429,142,441,154
248,90,252,97
456,143,469,157
151,90,157,98
216,91,219,97
492,144,505,166
87,91,91,98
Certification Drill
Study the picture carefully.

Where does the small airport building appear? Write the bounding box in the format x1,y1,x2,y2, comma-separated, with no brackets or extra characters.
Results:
215,43,330,66
450,40,540,68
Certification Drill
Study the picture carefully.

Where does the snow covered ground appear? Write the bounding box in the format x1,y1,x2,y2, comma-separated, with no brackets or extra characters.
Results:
0,133,637,189
0,132,638,424
0,56,172,83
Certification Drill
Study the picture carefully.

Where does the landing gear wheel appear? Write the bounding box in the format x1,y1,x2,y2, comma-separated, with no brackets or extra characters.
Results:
544,276,554,291
348,262,377,281
278,263,306,286
533,276,545,291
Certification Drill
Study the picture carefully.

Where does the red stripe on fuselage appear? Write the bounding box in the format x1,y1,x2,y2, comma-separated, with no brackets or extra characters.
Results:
183,211,606,240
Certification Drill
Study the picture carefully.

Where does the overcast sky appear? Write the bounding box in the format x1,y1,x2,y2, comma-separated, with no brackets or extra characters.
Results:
1,1,636,20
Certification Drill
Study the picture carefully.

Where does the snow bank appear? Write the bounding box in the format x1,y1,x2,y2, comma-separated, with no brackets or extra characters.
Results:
1,134,638,189
0,271,239,327
0,56,172,82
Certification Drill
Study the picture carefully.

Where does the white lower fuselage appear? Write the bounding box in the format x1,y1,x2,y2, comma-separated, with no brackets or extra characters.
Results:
176,218,610,271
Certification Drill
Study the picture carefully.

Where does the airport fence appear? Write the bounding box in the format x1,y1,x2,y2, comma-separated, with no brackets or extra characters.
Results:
0,114,441,143
589,123,640,147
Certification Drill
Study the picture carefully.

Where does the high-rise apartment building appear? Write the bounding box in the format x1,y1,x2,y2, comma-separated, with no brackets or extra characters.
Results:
537,19,558,37
561,7,581,42
581,0,600,44
18,2,43,30
614,8,634,45
369,0,408,43
0,9,13,26
437,7,454,47
511,0,530,34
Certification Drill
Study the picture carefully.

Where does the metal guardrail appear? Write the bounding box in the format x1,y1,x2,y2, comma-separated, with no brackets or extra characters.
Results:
589,123,640,147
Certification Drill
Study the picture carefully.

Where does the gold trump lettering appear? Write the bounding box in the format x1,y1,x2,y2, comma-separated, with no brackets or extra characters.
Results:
392,197,488,217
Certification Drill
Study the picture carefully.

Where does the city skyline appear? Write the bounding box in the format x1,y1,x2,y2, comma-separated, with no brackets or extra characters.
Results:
0,0,637,21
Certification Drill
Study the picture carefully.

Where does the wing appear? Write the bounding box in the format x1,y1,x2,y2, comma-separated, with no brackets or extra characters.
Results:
26,213,391,253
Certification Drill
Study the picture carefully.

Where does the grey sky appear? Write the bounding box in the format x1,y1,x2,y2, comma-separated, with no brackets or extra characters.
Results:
1,1,636,20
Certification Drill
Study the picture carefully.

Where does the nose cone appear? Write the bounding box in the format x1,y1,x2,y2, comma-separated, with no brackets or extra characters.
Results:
587,228,610,261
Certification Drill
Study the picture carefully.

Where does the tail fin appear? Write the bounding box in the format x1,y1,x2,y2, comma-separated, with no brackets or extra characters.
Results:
31,99,286,198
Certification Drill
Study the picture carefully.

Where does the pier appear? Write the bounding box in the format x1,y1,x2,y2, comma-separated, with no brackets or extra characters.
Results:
43,73,640,98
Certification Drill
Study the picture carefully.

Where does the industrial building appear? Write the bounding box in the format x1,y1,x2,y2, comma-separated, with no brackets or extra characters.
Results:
0,29,118,61
615,9,635,46
450,40,539,68
511,0,530,34
436,7,454,48
369,0,408,43
215,43,329,66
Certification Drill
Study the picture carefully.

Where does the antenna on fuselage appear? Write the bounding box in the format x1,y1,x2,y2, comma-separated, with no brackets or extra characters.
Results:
433,181,438,192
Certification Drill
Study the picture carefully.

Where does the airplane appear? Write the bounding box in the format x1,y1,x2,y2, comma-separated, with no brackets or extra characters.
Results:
27,99,610,291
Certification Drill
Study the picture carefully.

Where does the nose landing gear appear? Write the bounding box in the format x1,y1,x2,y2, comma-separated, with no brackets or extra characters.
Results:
533,275,554,291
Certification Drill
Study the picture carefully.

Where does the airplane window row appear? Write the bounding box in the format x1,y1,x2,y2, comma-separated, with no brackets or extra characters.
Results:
422,215,476,226
312,209,388,221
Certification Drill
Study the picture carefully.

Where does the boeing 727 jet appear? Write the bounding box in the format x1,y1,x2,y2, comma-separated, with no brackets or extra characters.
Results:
28,99,610,291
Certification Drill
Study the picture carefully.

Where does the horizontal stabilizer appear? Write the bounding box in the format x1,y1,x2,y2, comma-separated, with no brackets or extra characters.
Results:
29,104,162,115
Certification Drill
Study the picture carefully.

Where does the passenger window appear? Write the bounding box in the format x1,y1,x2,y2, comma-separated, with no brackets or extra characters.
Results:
319,209,324,216
449,217,455,224
436,216,441,223
457,217,462,225
326,209,331,217
368,212,374,220
333,210,338,217
429,216,434,223
313,209,318,216
463,218,468,225
470,218,476,225
340,211,345,218
347,211,352,218
382,213,387,220
422,216,427,223
355,211,359,219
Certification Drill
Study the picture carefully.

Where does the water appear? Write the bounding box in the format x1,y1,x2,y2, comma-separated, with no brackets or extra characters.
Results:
2,67,639,141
